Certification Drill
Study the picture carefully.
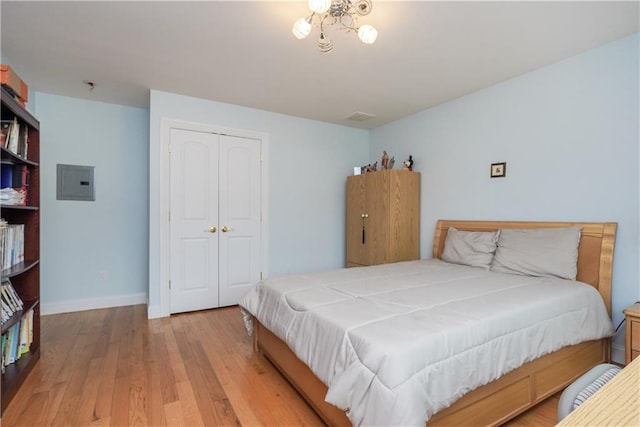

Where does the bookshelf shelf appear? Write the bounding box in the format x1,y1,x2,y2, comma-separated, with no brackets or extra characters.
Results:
0,205,38,211
1,259,39,279
1,86,40,414
1,299,38,334
1,146,38,167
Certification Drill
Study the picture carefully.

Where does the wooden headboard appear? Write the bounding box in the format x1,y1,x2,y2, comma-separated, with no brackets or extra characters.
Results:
432,220,617,316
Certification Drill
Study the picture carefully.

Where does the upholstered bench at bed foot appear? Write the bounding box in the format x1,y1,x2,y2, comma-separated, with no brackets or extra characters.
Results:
557,363,622,421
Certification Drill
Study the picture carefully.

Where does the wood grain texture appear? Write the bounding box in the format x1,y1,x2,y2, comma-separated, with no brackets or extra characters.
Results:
346,170,420,267
257,319,607,427
345,173,367,266
623,303,640,365
556,355,640,427
387,170,421,263
0,305,324,427
1,304,565,426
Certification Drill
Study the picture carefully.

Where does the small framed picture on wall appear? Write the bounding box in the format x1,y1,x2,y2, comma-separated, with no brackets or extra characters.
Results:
490,162,506,178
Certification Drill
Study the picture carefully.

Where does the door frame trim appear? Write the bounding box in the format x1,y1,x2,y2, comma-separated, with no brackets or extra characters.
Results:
159,118,269,318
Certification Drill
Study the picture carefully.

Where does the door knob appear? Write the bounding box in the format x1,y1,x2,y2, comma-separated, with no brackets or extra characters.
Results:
221,226,228,232
206,226,217,233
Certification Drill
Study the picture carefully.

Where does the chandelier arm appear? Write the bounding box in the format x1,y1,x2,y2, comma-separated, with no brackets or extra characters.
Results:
338,14,358,32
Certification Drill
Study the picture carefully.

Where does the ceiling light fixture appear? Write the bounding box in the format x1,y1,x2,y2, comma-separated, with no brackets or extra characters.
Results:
292,0,378,54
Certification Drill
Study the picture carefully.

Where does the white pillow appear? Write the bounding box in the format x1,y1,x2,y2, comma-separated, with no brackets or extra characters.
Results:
441,227,498,270
490,227,582,280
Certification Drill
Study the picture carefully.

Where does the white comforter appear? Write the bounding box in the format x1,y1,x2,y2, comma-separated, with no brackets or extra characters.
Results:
239,259,613,426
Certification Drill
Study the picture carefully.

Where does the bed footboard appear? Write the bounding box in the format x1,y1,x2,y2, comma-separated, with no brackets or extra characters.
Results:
256,320,609,427
256,322,351,427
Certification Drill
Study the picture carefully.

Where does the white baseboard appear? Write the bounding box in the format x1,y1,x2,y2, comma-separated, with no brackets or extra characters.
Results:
611,343,625,365
147,304,163,319
41,293,147,315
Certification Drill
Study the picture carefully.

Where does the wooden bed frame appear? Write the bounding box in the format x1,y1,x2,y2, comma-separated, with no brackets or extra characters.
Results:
254,220,617,426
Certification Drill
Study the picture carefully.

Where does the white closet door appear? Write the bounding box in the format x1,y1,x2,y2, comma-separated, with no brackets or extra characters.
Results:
218,134,262,307
169,129,220,314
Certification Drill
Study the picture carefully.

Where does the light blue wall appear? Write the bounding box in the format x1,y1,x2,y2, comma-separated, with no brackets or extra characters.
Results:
35,93,150,308
371,34,640,352
148,90,369,310
6,33,636,333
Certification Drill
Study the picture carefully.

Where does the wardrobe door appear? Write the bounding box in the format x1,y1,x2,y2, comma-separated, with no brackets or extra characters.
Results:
346,174,367,267
365,170,389,266
387,171,421,263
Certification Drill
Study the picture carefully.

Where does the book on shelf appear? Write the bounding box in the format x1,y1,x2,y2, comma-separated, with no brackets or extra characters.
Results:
17,124,28,158
8,321,19,363
1,286,17,314
7,117,19,155
1,161,13,188
0,223,25,270
1,332,5,373
12,164,28,190
1,308,34,367
0,162,28,193
1,279,24,316
1,284,16,313
7,280,24,309
1,326,9,367
18,310,30,356
25,308,33,350
0,121,10,148
1,299,12,323
0,117,28,159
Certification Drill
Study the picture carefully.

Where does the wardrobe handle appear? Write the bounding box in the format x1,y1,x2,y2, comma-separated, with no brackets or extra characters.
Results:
221,226,229,232
205,226,217,233
361,214,368,244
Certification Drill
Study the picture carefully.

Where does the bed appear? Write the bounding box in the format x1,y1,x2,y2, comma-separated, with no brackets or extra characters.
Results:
240,220,617,426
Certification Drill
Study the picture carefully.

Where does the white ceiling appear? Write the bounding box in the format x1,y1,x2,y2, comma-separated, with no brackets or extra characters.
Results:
1,1,638,129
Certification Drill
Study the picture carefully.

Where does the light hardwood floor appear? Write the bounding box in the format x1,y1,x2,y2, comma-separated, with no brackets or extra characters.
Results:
1,305,558,426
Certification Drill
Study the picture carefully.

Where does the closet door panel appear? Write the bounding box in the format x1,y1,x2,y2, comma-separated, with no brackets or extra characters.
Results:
169,129,220,314
218,135,262,307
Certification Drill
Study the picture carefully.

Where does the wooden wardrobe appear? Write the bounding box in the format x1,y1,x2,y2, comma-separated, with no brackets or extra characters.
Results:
346,169,420,267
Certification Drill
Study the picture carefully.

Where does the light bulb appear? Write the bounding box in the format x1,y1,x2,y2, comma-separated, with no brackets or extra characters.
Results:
357,24,378,44
292,17,312,39
308,0,331,14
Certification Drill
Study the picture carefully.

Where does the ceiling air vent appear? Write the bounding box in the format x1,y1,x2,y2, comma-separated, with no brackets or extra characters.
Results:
345,111,376,122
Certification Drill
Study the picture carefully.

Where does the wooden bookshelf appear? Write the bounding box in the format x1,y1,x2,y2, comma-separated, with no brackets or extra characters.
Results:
1,86,40,414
